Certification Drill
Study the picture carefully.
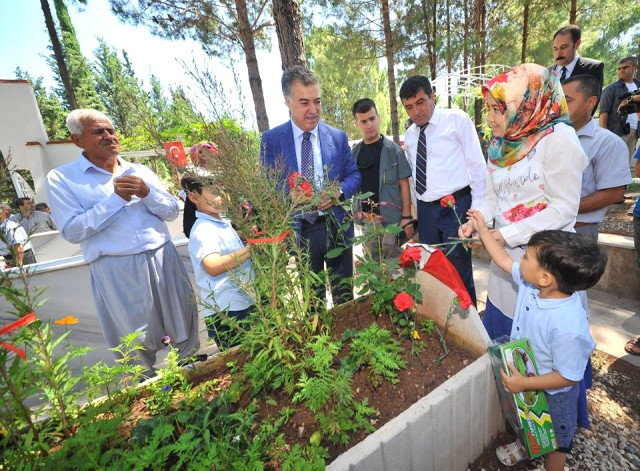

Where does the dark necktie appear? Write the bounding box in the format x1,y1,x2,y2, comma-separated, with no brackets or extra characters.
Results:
301,132,317,223
560,66,567,82
415,123,429,196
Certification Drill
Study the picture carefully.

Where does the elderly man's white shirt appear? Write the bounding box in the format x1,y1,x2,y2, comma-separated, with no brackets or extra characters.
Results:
46,154,178,262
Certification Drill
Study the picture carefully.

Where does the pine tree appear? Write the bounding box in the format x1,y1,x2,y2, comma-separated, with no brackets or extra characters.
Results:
52,0,103,110
40,0,77,109
92,39,146,137
109,0,272,131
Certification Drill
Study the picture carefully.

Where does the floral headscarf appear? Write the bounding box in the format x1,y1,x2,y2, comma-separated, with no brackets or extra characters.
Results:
189,141,220,167
482,63,571,167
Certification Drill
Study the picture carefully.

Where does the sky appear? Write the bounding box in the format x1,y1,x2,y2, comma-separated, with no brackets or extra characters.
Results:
0,0,290,128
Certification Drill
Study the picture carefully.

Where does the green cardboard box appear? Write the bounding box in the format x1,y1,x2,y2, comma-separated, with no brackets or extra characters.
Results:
488,336,558,459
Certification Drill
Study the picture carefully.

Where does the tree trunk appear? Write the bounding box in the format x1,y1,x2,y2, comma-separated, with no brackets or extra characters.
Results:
420,0,437,80
569,0,577,23
40,0,77,109
234,0,269,132
473,0,486,126
462,0,468,112
272,0,307,69
431,1,437,79
381,0,400,143
521,0,530,63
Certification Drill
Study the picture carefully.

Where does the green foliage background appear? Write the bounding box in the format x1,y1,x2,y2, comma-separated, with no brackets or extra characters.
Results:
8,0,640,148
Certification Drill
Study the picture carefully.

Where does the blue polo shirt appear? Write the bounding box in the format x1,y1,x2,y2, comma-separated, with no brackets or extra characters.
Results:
509,262,595,394
188,211,253,315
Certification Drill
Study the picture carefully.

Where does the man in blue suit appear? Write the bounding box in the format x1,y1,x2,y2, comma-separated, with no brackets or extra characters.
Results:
260,66,361,305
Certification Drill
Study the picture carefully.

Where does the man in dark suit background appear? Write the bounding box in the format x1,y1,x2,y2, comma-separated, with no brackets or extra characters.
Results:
550,25,604,112
260,66,361,305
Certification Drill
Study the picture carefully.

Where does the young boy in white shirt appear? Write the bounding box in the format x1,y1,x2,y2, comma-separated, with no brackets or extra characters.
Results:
467,210,607,470
182,175,253,349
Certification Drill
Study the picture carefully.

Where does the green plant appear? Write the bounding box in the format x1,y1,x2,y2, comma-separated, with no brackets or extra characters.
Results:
435,293,472,365
350,195,411,318
0,257,90,467
422,318,436,337
292,335,377,446
342,323,407,387
144,341,190,415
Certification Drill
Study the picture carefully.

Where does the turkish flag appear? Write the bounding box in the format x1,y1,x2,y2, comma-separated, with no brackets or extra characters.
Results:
422,249,470,301
163,141,188,167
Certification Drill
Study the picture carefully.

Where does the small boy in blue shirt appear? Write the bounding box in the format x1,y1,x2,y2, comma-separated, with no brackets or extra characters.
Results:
467,210,607,471
182,175,253,349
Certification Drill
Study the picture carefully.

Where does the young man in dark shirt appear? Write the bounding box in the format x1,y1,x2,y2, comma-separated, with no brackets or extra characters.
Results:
351,99,414,260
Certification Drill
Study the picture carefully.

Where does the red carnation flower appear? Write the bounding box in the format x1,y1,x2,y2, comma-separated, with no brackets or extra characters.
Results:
455,289,473,309
299,181,314,197
440,194,456,208
288,172,301,190
393,292,414,312
399,246,422,268
288,172,314,196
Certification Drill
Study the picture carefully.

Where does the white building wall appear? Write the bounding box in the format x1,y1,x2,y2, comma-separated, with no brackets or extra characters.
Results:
0,80,80,203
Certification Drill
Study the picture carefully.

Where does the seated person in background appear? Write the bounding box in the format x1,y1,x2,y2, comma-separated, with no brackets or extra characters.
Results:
182,175,253,350
0,204,37,266
11,197,57,233
351,98,414,260
35,202,52,214
467,209,607,471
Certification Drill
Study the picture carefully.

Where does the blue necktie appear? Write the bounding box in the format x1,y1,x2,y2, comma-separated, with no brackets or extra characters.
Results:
560,66,567,82
415,123,429,196
301,132,318,223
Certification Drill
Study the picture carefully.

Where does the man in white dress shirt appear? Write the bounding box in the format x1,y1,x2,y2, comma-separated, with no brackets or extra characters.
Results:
46,109,200,376
399,75,486,305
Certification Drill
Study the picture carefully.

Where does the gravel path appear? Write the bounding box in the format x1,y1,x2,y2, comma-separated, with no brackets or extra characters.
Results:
571,363,640,470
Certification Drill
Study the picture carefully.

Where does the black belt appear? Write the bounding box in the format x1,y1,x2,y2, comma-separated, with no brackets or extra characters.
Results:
424,185,471,205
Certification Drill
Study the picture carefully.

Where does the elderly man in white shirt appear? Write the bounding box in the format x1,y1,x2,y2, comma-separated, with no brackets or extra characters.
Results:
46,109,200,376
399,75,486,305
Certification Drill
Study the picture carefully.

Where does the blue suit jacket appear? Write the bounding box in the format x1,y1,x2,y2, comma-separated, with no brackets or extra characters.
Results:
260,120,361,236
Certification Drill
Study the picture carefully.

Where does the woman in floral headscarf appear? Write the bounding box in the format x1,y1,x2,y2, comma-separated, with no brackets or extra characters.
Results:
460,63,590,466
460,63,587,338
